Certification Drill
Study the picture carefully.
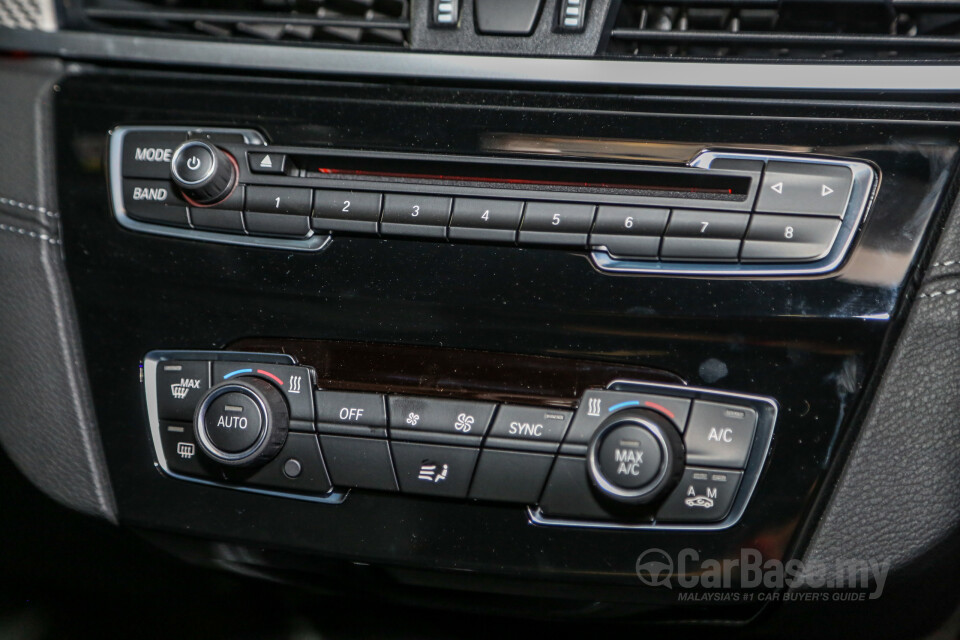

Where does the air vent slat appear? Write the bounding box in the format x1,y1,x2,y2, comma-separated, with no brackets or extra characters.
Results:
76,0,409,48
605,0,960,60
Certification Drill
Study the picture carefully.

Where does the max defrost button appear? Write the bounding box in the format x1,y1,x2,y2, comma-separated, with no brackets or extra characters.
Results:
156,360,209,421
683,400,758,468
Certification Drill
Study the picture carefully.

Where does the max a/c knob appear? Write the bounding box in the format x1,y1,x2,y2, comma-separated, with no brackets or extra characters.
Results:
170,140,238,206
587,408,684,505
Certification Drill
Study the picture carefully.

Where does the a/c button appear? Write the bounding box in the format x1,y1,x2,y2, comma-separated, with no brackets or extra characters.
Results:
683,400,757,469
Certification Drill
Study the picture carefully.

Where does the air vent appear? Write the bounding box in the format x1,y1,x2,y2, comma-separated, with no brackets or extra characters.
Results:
604,0,960,60
73,0,409,48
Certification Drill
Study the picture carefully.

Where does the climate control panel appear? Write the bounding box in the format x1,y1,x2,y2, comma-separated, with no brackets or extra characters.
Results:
144,350,777,529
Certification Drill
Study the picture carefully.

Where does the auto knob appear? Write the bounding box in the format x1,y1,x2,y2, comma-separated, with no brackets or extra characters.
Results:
586,408,684,505
170,139,238,206
193,377,288,467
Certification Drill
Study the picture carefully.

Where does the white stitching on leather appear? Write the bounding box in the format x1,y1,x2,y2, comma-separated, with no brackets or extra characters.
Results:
0,222,60,245
920,289,959,299
0,196,59,219
931,260,959,268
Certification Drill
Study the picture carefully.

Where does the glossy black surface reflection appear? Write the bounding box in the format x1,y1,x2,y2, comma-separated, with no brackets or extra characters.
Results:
55,69,958,618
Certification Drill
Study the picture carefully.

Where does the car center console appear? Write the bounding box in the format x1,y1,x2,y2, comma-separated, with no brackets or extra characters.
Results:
52,69,959,620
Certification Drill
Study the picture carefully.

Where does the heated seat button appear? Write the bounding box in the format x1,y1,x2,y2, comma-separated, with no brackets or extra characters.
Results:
319,435,398,491
312,190,383,234
756,161,853,218
236,432,332,494
661,210,750,262
156,360,209,421
518,202,596,247
390,442,479,498
656,467,742,523
740,214,841,262
486,405,572,452
468,450,553,504
158,421,218,479
684,400,757,468
564,390,691,446
589,206,669,259
448,198,524,243
388,396,496,442
121,130,187,179
381,194,453,238
123,179,189,227
213,362,314,425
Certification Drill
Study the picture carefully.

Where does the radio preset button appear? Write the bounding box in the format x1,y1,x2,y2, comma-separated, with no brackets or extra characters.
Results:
312,190,383,234
518,202,596,247
741,214,841,262
448,198,524,243
381,194,453,238
589,205,669,259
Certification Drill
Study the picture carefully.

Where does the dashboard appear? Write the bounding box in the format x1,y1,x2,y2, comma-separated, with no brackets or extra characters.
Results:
1,0,959,637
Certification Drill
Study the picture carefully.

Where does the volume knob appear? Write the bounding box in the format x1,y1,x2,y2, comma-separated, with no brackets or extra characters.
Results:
170,140,238,206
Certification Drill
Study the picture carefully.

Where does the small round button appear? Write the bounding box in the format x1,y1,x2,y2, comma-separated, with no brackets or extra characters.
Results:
172,141,215,185
282,458,303,479
597,424,663,489
202,390,264,453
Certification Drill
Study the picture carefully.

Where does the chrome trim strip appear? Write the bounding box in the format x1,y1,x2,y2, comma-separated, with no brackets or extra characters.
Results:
590,151,876,276
4,28,960,91
143,350,347,504
529,379,778,531
109,126,331,252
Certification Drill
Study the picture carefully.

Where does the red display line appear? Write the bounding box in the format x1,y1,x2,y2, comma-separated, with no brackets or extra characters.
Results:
257,369,284,385
644,401,676,420
317,167,733,195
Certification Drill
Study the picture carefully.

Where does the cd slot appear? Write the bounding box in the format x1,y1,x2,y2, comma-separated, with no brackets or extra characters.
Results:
291,153,752,203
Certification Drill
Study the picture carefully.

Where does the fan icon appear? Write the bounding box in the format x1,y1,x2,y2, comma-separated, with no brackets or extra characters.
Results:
406,412,420,427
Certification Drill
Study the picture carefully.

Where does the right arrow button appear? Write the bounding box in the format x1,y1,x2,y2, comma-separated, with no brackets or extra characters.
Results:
756,161,853,218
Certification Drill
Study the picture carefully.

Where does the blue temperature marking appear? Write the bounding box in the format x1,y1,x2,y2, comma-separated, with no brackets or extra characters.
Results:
223,368,253,379
608,400,640,412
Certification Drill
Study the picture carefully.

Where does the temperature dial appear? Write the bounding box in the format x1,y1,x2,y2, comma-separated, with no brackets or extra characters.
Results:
194,377,288,467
